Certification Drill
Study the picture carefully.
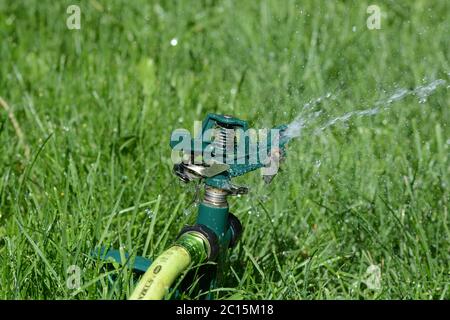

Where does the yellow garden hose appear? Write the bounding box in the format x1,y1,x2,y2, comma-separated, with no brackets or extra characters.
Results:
129,232,209,300
129,245,191,300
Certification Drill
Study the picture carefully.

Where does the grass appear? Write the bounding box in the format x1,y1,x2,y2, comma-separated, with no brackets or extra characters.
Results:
0,0,449,299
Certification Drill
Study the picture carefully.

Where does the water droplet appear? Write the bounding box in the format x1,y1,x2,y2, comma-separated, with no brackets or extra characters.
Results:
315,160,321,167
145,208,153,219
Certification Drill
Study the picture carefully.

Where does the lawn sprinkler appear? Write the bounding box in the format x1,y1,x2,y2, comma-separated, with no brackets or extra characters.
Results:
94,114,292,299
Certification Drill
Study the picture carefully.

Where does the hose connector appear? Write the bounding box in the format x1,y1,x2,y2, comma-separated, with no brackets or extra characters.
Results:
129,232,211,300
177,224,219,261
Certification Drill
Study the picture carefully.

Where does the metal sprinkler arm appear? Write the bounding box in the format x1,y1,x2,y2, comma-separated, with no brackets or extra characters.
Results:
170,113,291,193
205,123,290,190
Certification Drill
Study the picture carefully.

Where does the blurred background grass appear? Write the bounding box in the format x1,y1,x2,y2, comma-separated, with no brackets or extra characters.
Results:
0,0,448,299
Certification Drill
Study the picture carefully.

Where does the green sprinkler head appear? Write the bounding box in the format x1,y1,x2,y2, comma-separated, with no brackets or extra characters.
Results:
170,114,291,194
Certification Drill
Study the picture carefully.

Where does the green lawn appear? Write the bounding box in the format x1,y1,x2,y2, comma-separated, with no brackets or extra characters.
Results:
0,0,449,299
